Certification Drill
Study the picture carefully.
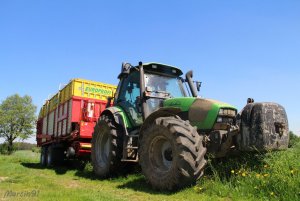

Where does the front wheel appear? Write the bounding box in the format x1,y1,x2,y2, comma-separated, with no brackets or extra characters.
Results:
139,116,207,190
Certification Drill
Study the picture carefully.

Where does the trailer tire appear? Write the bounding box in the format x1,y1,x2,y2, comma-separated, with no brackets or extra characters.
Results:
139,116,207,190
92,115,123,177
40,146,47,167
47,146,55,167
55,147,65,165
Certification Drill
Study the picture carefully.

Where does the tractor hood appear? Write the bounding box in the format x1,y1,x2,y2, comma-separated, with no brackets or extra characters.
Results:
163,97,237,130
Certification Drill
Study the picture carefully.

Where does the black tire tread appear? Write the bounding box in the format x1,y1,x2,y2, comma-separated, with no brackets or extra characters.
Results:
91,115,122,178
139,116,207,190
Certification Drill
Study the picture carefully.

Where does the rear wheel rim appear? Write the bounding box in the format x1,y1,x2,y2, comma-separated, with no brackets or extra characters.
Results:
162,141,172,168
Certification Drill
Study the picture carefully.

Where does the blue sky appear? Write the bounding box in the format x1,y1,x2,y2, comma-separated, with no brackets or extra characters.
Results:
0,0,299,143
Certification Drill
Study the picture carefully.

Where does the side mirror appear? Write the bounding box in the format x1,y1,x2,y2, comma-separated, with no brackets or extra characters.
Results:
118,62,131,79
122,63,131,74
195,81,202,92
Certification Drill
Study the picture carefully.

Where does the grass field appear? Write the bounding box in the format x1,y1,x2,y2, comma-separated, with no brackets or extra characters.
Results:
0,143,299,201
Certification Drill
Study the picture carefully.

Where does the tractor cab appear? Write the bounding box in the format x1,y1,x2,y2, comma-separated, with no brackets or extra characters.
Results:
114,62,193,128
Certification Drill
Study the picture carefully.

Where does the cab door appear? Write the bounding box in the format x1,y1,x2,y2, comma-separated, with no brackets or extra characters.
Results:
115,70,143,127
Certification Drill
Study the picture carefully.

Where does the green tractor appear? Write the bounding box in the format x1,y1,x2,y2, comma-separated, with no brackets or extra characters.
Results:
91,62,289,190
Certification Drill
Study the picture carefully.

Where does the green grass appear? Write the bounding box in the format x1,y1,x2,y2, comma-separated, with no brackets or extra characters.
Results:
196,142,300,201
0,143,299,201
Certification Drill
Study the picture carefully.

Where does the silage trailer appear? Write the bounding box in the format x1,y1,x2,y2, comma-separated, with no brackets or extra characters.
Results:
36,78,116,166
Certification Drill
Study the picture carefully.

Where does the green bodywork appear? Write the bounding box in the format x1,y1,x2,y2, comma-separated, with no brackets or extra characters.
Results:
163,97,195,111
109,98,236,131
108,106,133,128
163,97,237,130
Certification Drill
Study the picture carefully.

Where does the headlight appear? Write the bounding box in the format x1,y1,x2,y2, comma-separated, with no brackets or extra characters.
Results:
216,116,234,124
218,108,236,116
219,109,224,115
217,117,223,123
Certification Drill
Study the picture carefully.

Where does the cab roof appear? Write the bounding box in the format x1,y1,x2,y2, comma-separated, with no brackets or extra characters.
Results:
137,62,183,77
118,62,183,79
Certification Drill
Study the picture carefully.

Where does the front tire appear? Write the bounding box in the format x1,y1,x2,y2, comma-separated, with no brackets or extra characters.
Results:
91,115,123,177
139,116,207,190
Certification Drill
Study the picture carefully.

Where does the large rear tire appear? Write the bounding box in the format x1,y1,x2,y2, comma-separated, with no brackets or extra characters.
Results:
139,116,207,190
91,115,123,177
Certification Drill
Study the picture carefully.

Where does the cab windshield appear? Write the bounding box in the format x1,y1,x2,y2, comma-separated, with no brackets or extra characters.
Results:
144,73,186,98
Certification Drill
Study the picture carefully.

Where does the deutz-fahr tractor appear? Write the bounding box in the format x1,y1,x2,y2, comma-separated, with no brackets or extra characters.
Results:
91,62,289,190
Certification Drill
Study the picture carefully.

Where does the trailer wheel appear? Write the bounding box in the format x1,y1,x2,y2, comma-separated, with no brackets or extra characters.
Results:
40,146,47,167
46,145,65,167
91,115,122,177
47,146,54,167
55,147,65,165
139,116,207,190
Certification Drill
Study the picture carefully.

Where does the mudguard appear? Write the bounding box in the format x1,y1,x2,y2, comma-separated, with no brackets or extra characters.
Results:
236,102,289,151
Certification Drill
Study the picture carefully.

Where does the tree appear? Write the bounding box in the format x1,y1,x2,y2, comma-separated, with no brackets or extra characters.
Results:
289,131,300,148
0,94,36,154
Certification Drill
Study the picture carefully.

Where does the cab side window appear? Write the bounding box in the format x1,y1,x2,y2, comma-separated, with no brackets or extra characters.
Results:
117,71,142,126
